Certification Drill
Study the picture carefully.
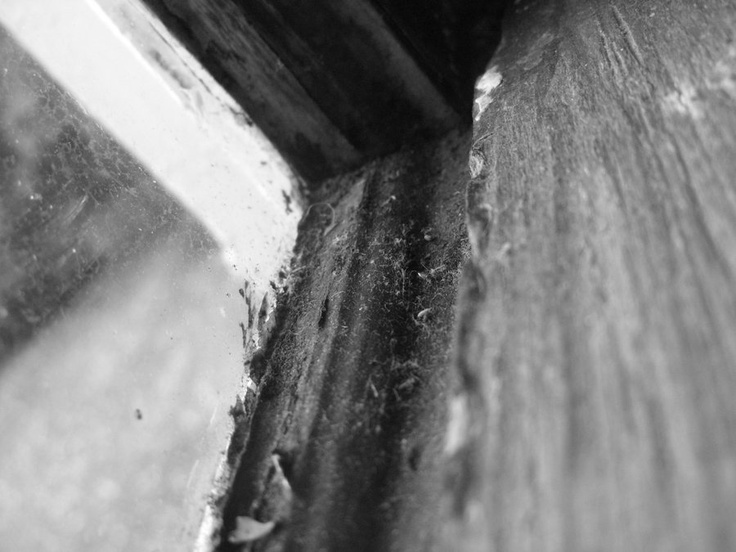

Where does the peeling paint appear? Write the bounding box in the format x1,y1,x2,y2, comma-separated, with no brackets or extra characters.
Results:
473,66,502,121
445,394,471,455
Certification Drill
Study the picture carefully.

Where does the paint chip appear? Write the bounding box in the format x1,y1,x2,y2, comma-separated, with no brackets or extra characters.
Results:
228,516,275,544
473,67,503,121
445,394,471,455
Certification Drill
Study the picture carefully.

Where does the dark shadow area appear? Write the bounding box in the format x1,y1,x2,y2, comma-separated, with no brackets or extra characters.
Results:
153,2,514,549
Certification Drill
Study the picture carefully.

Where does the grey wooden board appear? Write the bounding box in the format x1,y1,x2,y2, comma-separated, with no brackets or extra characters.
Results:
142,0,363,183
450,0,736,550
369,0,507,110
141,0,464,184
213,132,472,552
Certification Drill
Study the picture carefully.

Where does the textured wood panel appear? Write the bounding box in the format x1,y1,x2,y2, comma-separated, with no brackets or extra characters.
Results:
141,0,363,182
449,0,736,550
209,132,472,552
235,0,459,152
141,0,473,183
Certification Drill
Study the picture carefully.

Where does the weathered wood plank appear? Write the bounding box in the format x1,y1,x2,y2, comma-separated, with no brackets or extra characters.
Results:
211,132,472,552
369,0,507,110
449,0,736,550
142,0,363,182
236,0,461,152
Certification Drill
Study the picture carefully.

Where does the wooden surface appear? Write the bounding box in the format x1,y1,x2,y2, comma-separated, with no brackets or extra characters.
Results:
75,0,736,549
141,0,474,183
141,0,362,182
450,0,736,550
210,132,472,552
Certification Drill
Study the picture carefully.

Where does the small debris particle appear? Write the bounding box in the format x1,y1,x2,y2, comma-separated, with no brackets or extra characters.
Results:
282,190,293,213
135,409,143,420
408,446,422,471
422,227,436,241
318,295,330,329
417,308,432,321
228,516,275,543
229,395,245,418
397,375,418,392
469,149,485,178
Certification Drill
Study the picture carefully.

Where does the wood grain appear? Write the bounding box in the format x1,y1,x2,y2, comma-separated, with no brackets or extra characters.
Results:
214,132,472,552
141,0,466,183
450,0,736,550
236,0,460,152
127,0,736,549
142,0,363,182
